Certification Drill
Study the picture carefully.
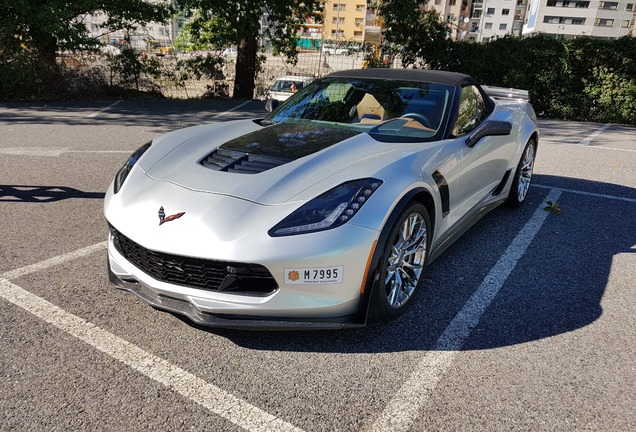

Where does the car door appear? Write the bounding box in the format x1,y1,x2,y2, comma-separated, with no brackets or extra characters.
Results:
448,85,514,224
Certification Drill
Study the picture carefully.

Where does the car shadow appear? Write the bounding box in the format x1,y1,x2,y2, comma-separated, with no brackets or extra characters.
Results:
0,185,105,202
198,175,635,353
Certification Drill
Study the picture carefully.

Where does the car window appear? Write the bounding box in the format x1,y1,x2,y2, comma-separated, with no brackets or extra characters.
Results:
452,85,488,137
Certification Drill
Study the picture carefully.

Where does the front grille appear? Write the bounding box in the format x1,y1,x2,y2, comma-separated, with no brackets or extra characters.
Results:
109,225,278,296
201,148,290,174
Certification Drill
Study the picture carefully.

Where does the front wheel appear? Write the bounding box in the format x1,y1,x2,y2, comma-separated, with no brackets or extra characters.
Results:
507,139,536,207
369,202,431,319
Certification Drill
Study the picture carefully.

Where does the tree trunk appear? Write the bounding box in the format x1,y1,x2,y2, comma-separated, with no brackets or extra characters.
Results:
36,34,59,68
233,36,258,99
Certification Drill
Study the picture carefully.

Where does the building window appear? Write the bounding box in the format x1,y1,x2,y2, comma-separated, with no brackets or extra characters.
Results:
622,20,630,27
502,8,510,14
355,18,364,26
485,22,493,29
598,1,618,9
332,17,345,24
517,0,524,5
450,0,457,4
548,0,590,6
356,4,365,12
543,16,586,24
627,3,634,11
487,7,495,14
473,10,482,18
333,3,346,11
499,23,507,30
594,18,614,26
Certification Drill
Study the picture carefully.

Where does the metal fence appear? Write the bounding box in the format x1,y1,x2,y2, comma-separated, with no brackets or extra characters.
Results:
57,49,402,99
163,49,403,99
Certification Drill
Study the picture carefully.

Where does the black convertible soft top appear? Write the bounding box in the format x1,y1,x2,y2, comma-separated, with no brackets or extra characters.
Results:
326,68,478,88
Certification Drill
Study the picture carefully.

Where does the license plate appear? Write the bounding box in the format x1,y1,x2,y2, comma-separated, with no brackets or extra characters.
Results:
284,266,343,285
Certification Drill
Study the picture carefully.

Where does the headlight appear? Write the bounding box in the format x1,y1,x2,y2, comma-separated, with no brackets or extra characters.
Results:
269,178,383,237
113,142,152,194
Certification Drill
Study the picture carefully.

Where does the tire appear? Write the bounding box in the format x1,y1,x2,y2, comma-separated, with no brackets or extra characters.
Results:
369,202,431,320
507,139,536,207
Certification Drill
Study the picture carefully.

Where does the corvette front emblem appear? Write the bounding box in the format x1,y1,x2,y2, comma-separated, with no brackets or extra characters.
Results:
158,206,185,226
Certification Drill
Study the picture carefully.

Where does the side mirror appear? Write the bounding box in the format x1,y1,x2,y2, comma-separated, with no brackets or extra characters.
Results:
465,120,512,148
265,99,279,113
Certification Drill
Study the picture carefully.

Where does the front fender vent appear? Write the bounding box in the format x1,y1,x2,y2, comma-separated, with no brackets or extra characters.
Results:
201,148,290,174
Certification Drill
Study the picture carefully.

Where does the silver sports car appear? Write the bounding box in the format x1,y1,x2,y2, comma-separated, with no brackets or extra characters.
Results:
105,69,538,329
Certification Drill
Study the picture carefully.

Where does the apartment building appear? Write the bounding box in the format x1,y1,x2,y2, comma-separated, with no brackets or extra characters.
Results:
429,0,474,39
427,0,528,41
82,10,178,51
467,0,528,40
320,0,369,42
523,0,635,38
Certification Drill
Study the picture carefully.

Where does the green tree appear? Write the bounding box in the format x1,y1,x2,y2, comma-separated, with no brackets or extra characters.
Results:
379,1,450,68
175,0,323,99
0,0,172,65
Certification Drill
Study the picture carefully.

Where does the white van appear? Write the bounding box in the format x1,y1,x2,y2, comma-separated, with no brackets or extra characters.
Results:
266,75,314,102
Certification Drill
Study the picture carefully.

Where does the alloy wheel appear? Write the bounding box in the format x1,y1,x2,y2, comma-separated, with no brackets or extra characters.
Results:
385,212,427,309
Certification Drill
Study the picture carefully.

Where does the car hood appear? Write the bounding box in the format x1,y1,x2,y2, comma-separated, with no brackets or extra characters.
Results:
142,120,397,205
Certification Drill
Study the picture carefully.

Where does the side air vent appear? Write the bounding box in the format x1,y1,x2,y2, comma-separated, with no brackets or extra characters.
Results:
201,148,291,174
432,170,450,218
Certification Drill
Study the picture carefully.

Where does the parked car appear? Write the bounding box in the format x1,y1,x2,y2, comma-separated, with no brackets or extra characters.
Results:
105,69,538,330
321,44,348,55
99,45,121,56
222,48,237,58
265,75,314,102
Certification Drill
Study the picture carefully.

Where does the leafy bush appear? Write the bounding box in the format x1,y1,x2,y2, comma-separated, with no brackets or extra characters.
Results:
432,35,636,125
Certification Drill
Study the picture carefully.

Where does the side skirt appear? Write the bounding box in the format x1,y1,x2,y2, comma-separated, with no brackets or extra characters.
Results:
428,198,505,264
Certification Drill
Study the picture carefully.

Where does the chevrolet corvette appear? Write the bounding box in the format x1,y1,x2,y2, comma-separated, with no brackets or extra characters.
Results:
104,69,538,329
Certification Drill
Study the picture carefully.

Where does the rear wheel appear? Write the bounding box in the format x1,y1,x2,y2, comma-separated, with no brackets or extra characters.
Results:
507,139,536,207
369,202,431,319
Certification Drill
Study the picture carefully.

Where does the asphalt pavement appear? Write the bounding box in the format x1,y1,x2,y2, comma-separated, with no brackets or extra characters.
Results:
0,100,635,431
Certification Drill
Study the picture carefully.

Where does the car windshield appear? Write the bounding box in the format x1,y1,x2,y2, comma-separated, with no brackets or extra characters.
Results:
271,80,307,93
264,77,454,142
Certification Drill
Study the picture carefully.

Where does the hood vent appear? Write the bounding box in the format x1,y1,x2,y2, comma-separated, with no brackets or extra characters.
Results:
201,148,291,174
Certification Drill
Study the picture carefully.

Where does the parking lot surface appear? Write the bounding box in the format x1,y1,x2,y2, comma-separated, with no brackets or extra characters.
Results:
1,100,635,431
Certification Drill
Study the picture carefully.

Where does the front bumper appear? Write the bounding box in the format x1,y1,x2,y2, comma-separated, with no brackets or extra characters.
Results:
106,220,378,329
108,264,364,330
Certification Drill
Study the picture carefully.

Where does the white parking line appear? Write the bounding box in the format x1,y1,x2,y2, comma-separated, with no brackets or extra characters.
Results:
534,184,636,204
0,278,304,432
1,242,107,280
210,100,252,119
577,123,611,146
368,189,562,432
86,100,121,118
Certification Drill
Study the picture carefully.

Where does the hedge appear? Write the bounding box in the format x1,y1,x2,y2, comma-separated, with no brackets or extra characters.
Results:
433,35,636,125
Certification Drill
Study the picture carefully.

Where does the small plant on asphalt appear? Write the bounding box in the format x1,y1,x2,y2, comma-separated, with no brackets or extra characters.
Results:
544,200,562,215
